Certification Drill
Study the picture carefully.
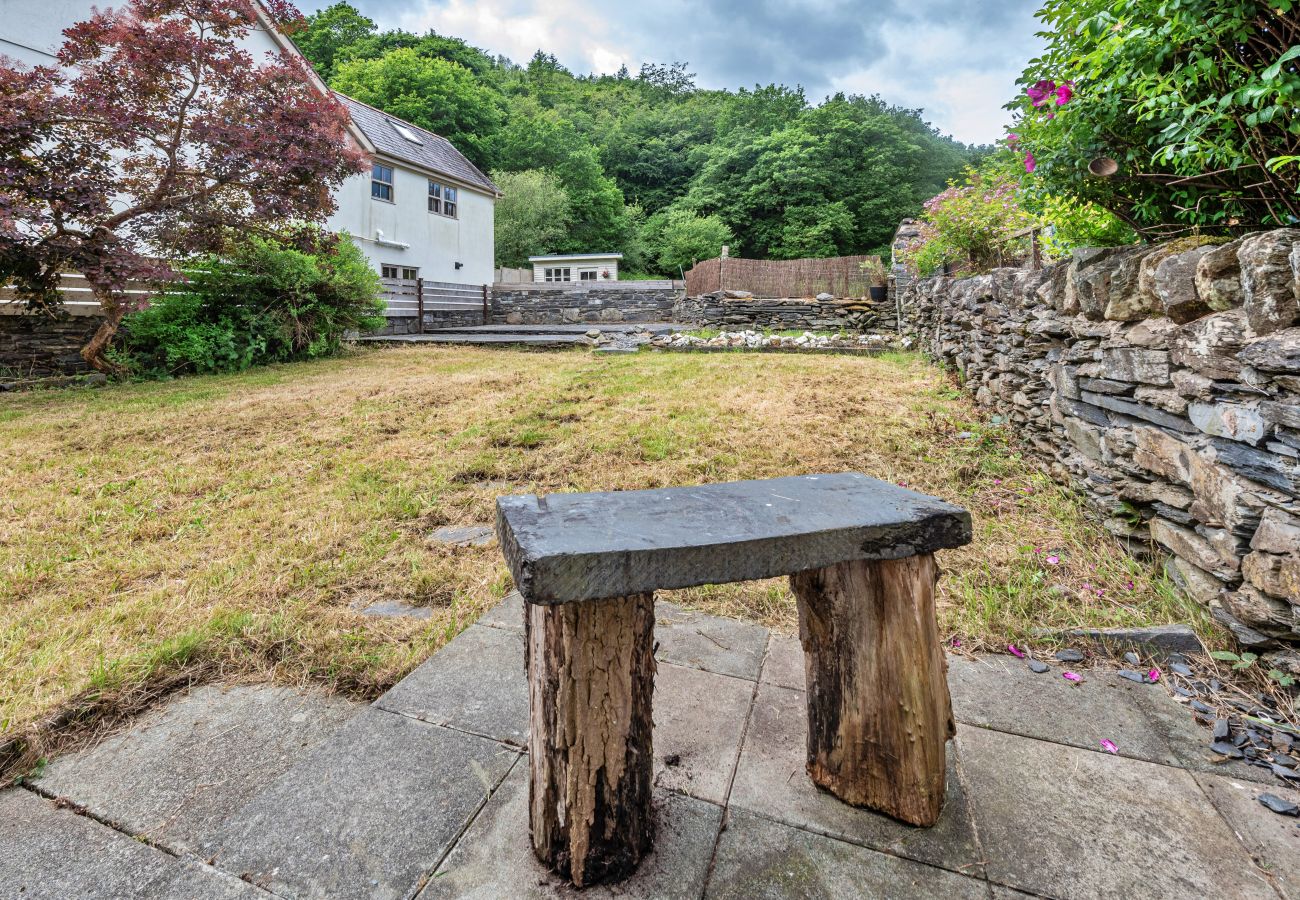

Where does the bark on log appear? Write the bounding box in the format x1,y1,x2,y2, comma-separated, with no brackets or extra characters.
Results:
525,593,656,886
789,553,954,826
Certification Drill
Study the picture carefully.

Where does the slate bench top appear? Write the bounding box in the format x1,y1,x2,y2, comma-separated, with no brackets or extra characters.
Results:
496,473,972,604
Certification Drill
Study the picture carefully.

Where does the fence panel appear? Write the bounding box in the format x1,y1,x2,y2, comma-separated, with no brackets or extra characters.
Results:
684,255,883,299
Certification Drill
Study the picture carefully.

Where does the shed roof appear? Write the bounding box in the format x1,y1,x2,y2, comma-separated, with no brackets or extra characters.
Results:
335,94,499,197
528,253,624,262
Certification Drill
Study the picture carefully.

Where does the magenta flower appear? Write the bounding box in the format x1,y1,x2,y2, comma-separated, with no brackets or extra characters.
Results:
1008,644,1025,659
1026,79,1056,107
1055,81,1074,105
1045,554,1060,565
1100,739,1118,754
1025,151,1037,173
1147,668,1161,683
1006,132,1020,147
1063,671,1082,682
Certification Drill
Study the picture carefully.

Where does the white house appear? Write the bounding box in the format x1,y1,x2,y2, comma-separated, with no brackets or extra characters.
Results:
529,254,622,283
0,0,498,287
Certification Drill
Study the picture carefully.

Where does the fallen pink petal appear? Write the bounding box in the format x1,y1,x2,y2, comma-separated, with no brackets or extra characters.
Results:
1046,554,1060,565
1009,644,1025,658
1063,671,1082,682
1101,739,1118,754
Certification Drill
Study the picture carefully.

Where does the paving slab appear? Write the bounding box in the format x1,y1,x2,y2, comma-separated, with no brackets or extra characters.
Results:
376,623,529,745
1195,772,1300,900
1137,684,1284,786
360,333,588,345
476,590,524,631
32,684,358,853
958,724,1277,899
210,707,518,900
354,599,435,619
654,600,769,680
729,681,983,874
496,473,972,604
0,788,264,899
421,762,723,899
704,808,990,900
761,630,804,690
947,653,1183,766
652,661,754,804
427,524,495,547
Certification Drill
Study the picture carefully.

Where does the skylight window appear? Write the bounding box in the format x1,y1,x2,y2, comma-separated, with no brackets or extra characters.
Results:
389,120,423,145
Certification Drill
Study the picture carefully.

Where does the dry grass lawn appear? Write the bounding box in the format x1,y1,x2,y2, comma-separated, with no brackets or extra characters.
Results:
1,345,1205,778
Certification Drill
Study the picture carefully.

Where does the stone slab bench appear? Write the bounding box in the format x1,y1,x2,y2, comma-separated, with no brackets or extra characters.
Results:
496,473,972,887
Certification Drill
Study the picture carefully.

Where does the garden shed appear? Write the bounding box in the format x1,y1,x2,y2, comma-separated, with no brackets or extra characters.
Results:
530,253,622,283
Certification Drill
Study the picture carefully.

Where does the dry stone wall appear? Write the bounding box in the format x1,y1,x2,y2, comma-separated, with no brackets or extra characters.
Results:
675,291,897,333
490,284,678,325
901,229,1300,672
0,312,102,377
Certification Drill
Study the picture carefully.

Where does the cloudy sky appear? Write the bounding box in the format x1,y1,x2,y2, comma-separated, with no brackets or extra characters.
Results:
299,0,1046,146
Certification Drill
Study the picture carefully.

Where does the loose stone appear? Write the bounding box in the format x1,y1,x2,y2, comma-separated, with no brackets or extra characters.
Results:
1210,741,1245,758
1118,670,1146,683
1027,660,1050,674
1123,651,1141,666
1056,649,1085,663
1212,719,1230,741
1191,700,1214,715
1170,663,1194,677
1258,793,1300,816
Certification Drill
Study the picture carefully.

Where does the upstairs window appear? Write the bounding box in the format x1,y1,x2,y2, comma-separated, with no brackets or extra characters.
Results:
544,267,571,282
371,164,394,202
429,180,459,218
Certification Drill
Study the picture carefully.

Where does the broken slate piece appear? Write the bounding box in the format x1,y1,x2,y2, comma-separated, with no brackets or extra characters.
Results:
428,524,496,547
1055,649,1085,663
1210,741,1245,758
1273,755,1297,769
1174,687,1195,698
1212,719,1230,741
1123,651,1141,666
1170,663,1194,677
1118,670,1146,683
1027,660,1050,674
1273,764,1300,782
1191,700,1214,715
1258,793,1300,816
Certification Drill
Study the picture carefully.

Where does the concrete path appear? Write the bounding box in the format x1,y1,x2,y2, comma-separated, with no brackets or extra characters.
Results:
3,598,1298,899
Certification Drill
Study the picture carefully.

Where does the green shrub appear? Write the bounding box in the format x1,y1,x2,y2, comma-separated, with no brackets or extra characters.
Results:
117,232,383,376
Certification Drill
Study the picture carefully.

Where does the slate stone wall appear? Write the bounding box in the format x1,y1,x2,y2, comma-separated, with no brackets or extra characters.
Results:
0,312,102,377
674,292,897,332
900,229,1300,670
489,285,679,325
370,308,486,335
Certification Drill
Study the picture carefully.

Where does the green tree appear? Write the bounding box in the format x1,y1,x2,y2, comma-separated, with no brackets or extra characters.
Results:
330,49,502,168
644,206,735,275
294,2,376,81
491,169,572,267
773,202,855,259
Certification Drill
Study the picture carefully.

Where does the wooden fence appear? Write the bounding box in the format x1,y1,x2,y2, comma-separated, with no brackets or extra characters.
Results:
380,278,486,331
684,254,884,299
0,272,158,317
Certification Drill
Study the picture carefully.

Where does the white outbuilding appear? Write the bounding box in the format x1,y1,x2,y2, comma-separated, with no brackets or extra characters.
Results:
529,254,622,284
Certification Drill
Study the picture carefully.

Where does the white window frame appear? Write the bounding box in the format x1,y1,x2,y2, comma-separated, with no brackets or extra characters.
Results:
544,267,572,282
372,164,394,203
428,180,459,218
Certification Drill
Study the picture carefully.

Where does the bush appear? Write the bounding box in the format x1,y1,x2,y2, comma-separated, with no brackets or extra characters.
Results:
1011,1,1300,238
116,231,383,376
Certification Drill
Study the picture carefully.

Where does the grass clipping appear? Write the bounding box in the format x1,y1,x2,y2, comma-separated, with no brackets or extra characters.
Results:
0,346,1205,780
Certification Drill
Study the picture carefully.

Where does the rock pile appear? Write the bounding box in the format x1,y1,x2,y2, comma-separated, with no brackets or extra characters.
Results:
650,330,900,351
901,229,1300,673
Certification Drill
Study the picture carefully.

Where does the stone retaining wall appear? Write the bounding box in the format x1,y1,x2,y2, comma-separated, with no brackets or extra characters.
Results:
490,284,678,325
371,308,485,335
0,312,102,377
901,229,1300,670
674,291,897,332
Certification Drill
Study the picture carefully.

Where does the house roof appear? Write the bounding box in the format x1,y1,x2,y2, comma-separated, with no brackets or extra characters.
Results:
334,94,499,197
529,253,624,262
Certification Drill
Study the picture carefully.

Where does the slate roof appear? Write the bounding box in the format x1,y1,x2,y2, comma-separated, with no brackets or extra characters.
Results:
335,94,499,197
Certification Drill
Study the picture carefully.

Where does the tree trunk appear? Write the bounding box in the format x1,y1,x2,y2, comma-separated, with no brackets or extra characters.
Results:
80,293,128,375
789,554,954,827
525,593,656,887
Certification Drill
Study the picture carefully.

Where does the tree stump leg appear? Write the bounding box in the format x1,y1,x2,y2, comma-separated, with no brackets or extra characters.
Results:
789,554,955,826
524,593,656,887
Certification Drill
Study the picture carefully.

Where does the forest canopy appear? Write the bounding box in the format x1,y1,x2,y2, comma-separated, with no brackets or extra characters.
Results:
295,3,985,274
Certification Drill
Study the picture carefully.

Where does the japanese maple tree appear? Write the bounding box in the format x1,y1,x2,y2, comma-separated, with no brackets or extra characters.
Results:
0,0,365,370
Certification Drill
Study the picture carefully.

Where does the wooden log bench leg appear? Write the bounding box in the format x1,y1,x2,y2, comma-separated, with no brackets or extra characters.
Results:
789,553,955,827
524,593,656,887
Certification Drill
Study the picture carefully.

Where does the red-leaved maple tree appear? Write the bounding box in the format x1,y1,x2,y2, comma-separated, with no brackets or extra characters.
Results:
0,0,366,371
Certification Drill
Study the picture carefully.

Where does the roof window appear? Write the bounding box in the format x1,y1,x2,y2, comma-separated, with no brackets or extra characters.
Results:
389,120,423,145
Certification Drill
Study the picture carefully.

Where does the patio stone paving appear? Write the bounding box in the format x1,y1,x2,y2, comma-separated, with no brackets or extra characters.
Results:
3,593,1296,899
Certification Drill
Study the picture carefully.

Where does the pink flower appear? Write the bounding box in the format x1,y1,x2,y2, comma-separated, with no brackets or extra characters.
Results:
1100,739,1118,754
1006,132,1020,147
1148,668,1161,683
1025,151,1037,173
1009,644,1025,658
1055,81,1074,105
951,637,962,648
1045,112,1055,120
1063,671,1082,682
1045,555,1059,565
1027,79,1056,107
